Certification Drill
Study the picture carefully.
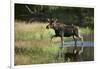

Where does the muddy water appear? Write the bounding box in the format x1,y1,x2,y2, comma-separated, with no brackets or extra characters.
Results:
62,32,94,62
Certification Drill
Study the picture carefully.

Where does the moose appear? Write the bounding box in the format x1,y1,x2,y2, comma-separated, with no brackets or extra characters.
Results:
46,18,83,48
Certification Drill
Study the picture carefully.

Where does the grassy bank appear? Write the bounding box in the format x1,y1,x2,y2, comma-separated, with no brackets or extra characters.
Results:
15,21,59,65
15,21,94,65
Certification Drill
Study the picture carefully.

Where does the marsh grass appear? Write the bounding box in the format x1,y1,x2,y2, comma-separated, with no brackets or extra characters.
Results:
15,21,60,65
15,22,55,40
80,27,93,35
15,21,93,65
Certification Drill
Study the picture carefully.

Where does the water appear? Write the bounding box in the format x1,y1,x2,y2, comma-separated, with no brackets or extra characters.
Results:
59,41,94,47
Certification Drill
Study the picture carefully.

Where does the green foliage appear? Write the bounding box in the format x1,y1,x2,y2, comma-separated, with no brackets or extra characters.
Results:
79,27,93,35
15,3,94,28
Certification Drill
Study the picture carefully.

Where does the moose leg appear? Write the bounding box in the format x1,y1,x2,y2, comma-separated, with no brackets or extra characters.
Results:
73,35,77,49
78,35,84,61
74,35,84,61
75,30,83,46
60,32,64,59
61,31,64,48
76,35,83,46
61,36,64,49
79,36,83,46
58,36,64,60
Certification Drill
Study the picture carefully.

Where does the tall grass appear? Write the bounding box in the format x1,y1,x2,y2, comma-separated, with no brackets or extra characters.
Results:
15,21,60,65
79,27,93,35
15,21,93,65
15,22,55,41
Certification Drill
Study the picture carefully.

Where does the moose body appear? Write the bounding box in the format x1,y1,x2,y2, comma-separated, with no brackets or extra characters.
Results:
49,23,79,37
46,19,83,43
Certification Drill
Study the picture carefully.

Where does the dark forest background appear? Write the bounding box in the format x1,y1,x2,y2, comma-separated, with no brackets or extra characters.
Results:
15,3,94,28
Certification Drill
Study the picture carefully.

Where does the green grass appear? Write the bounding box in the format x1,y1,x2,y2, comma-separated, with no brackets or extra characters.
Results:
15,22,55,40
79,27,93,35
15,21,94,65
15,43,59,65
15,21,60,65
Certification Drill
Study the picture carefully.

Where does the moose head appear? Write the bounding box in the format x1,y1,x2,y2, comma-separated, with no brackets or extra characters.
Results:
46,18,58,29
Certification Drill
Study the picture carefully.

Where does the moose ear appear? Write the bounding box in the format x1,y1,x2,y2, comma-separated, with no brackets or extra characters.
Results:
51,18,54,21
47,18,50,22
55,19,57,21
54,19,58,23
